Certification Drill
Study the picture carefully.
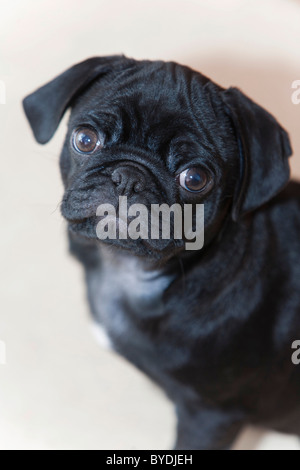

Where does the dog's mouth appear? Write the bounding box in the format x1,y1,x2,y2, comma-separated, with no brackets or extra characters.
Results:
67,215,131,238
64,213,185,259
66,215,97,233
67,217,88,225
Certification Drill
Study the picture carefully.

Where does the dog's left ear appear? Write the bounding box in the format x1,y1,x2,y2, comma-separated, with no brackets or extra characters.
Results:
23,55,129,144
221,87,292,221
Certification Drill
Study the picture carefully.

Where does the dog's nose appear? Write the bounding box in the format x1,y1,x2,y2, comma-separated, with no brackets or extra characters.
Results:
112,166,146,196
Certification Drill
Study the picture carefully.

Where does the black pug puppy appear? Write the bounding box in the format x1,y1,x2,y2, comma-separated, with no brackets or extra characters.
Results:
23,56,300,450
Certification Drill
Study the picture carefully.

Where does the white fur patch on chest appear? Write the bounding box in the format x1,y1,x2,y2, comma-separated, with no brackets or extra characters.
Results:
90,322,113,350
98,246,173,303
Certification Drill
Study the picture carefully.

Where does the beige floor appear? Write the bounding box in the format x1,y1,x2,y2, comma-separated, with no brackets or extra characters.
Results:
0,0,300,450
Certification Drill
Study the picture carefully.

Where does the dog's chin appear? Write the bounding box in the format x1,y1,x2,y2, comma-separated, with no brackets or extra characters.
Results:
66,216,185,261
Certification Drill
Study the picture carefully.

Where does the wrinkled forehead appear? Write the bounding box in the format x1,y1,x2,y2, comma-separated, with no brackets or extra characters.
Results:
72,62,210,121
69,62,228,157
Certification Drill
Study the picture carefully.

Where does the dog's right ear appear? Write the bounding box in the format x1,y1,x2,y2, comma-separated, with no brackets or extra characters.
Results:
23,55,129,144
220,87,292,221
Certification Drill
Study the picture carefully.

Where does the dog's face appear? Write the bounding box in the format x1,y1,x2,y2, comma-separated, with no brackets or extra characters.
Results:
23,56,292,260
59,61,238,258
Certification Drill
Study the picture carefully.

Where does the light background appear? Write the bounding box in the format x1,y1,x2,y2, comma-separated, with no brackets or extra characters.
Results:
0,0,300,450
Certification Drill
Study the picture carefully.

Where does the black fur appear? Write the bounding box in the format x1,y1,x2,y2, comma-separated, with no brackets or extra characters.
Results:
23,56,300,450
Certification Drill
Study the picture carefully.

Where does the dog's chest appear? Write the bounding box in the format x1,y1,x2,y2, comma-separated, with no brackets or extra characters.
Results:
87,248,174,350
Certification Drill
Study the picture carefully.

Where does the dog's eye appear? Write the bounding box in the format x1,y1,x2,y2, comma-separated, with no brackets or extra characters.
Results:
72,127,102,154
178,167,209,192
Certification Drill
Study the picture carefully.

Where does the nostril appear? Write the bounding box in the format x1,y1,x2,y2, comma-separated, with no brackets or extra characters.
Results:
134,180,145,193
112,169,122,186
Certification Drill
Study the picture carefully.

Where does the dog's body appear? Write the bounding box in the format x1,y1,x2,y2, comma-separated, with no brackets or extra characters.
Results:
23,56,300,449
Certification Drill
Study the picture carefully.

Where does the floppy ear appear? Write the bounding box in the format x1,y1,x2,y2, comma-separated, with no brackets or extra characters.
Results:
23,55,128,144
221,87,292,221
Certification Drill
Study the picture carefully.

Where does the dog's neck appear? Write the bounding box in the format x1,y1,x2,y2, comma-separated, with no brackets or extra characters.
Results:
86,217,251,326
96,214,249,285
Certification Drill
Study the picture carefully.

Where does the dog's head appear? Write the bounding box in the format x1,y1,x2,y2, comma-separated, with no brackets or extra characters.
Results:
23,56,292,260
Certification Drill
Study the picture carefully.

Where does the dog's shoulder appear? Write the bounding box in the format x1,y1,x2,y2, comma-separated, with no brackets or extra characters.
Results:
256,180,300,223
